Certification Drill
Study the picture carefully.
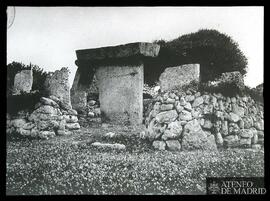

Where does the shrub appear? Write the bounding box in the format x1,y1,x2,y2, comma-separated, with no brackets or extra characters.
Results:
145,29,248,85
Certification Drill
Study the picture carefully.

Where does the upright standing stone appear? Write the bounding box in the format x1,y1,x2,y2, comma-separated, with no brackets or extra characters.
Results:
13,69,33,95
70,69,88,112
96,64,144,124
159,64,200,92
44,67,71,105
75,42,160,125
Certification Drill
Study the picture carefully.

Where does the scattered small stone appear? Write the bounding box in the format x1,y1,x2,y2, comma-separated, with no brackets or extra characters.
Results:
152,140,166,150
91,142,126,150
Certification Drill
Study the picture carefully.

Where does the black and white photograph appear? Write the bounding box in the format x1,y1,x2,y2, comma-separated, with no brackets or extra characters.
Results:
6,6,265,195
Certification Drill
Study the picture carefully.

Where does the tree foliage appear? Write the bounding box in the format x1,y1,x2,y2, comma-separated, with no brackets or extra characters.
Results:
145,29,248,84
7,61,49,96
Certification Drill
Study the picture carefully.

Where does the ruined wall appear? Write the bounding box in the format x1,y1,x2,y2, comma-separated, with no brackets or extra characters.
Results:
143,89,264,151
7,67,80,139
44,68,71,105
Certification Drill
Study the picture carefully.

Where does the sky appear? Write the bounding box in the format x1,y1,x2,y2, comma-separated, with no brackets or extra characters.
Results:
7,7,264,88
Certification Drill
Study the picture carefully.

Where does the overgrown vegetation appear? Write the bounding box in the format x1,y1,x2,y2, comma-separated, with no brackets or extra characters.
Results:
145,29,248,85
7,61,49,96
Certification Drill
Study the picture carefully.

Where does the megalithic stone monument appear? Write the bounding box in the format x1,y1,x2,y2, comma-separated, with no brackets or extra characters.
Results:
74,42,160,125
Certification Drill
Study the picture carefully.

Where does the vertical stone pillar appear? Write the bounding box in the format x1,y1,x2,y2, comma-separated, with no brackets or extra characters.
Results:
95,64,144,125
13,69,33,95
75,42,160,125
70,68,88,112
44,67,71,105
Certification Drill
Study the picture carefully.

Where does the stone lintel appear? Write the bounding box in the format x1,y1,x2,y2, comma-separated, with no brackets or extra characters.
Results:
76,42,160,61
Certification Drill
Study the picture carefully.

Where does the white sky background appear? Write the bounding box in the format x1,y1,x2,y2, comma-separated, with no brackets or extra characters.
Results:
7,7,264,88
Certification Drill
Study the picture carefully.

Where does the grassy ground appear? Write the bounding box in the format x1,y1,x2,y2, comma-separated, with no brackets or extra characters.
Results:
6,126,264,195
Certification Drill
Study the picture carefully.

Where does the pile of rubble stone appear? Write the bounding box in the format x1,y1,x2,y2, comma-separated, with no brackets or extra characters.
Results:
7,95,80,139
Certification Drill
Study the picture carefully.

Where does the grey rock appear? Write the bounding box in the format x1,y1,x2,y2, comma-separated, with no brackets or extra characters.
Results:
181,119,217,151
242,117,254,129
63,115,78,123
167,121,183,134
40,97,59,108
39,131,56,139
34,105,58,115
192,96,204,108
257,131,264,138
175,104,184,113
22,122,36,130
251,133,258,144
254,119,264,131
10,118,27,128
184,102,192,112
44,67,71,105
239,129,254,138
166,140,181,151
224,135,239,147
13,69,33,95
239,138,251,146
216,132,224,145
91,142,126,150
160,104,174,111
232,104,245,117
229,112,240,123
229,123,240,135
185,95,195,102
179,97,187,106
220,121,229,136
152,140,166,150
162,130,179,140
203,104,214,114
179,110,193,121
65,123,80,130
155,110,178,124
164,98,175,104
202,119,213,129
159,64,200,92
251,144,261,150
57,130,72,136
88,100,96,106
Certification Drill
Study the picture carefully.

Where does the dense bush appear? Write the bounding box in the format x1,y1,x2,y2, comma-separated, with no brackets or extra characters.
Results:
144,29,248,85
7,62,49,96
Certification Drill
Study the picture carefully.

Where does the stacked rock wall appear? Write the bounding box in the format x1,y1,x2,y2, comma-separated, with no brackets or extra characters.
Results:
7,67,80,139
144,89,264,151
7,95,80,139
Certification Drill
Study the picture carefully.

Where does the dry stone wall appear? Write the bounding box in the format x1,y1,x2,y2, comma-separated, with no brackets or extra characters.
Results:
143,89,264,151
7,95,80,139
7,67,80,139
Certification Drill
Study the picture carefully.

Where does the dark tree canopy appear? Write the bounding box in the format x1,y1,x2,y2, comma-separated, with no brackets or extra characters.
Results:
144,29,248,85
7,61,49,96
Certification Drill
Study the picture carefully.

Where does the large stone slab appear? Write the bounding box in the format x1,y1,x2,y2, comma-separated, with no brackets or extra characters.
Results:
13,69,33,95
76,42,160,61
96,64,144,125
159,64,200,92
44,67,71,105
70,68,88,112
